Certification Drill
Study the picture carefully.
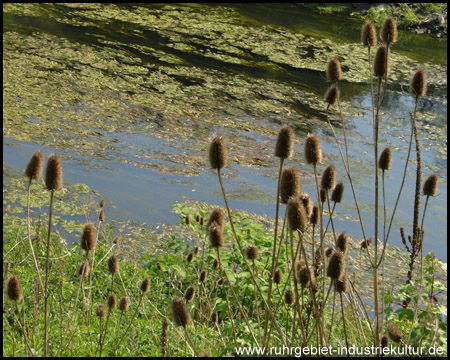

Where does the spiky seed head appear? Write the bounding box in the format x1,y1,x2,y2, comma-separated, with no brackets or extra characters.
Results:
7,276,22,301
96,304,106,318
140,278,150,293
327,250,346,280
423,174,438,197
45,154,63,190
320,189,327,203
185,216,190,225
246,244,259,261
387,323,403,343
273,269,282,284
206,208,225,230
299,193,313,218
186,252,194,263
280,167,302,204
178,280,183,289
108,293,117,310
200,216,204,226
299,264,316,288
374,45,389,78
99,209,105,222
113,236,119,245
311,205,320,225
119,296,129,312
321,165,336,191
381,335,390,348
217,278,224,286
108,255,119,275
275,125,294,159
81,224,96,252
361,21,377,47
213,258,219,269
336,232,349,254
410,69,427,97
325,84,340,105
199,269,207,283
185,285,196,302
331,182,344,203
156,262,162,271
287,197,307,232
381,17,397,43
325,247,334,258
304,134,322,165
360,238,372,249
25,151,44,181
284,290,294,305
194,246,199,255
171,297,191,327
78,260,90,277
196,215,200,222
379,147,392,171
100,199,105,207
327,58,342,81
334,271,349,293
211,312,219,323
209,136,227,170
208,222,224,248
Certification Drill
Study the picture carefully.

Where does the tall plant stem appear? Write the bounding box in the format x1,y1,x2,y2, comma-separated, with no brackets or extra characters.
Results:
340,292,349,352
183,325,199,357
44,189,55,357
216,169,288,347
264,158,284,346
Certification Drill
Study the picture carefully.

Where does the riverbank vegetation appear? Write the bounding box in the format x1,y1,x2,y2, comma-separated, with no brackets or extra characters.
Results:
3,13,447,357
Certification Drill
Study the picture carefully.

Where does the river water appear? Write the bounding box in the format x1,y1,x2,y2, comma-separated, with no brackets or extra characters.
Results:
3,4,447,260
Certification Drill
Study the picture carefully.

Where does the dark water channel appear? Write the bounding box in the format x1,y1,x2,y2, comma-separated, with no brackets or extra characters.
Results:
3,4,447,260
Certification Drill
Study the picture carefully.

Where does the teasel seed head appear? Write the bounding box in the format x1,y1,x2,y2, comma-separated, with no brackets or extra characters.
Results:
379,147,392,171
209,136,227,170
119,296,129,312
274,125,294,159
186,252,194,263
171,297,191,327
273,269,282,284
280,167,302,204
381,335,390,349
304,134,322,165
287,197,307,232
325,84,340,105
194,246,199,255
217,278,224,286
325,247,334,258
246,244,259,261
311,205,319,225
336,232,349,254
185,285,196,302
326,58,342,81
200,216,204,226
199,270,207,283
360,238,372,249
7,275,23,301
387,323,403,343
178,280,183,289
99,209,105,222
185,215,190,225
334,271,349,293
25,151,44,181
108,293,117,310
213,258,219,269
299,264,316,288
320,188,327,203
156,262,162,271
381,17,397,43
99,199,105,208
284,290,295,305
81,224,96,252
423,174,438,197
96,304,106,318
45,154,63,191
206,208,225,230
140,278,150,293
113,236,119,245
211,312,219,323
410,69,427,98
108,255,119,275
78,260,90,277
331,182,344,203
327,250,346,280
374,45,389,78
321,165,336,191
299,193,313,218
208,222,224,248
361,21,377,47
196,214,200,223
